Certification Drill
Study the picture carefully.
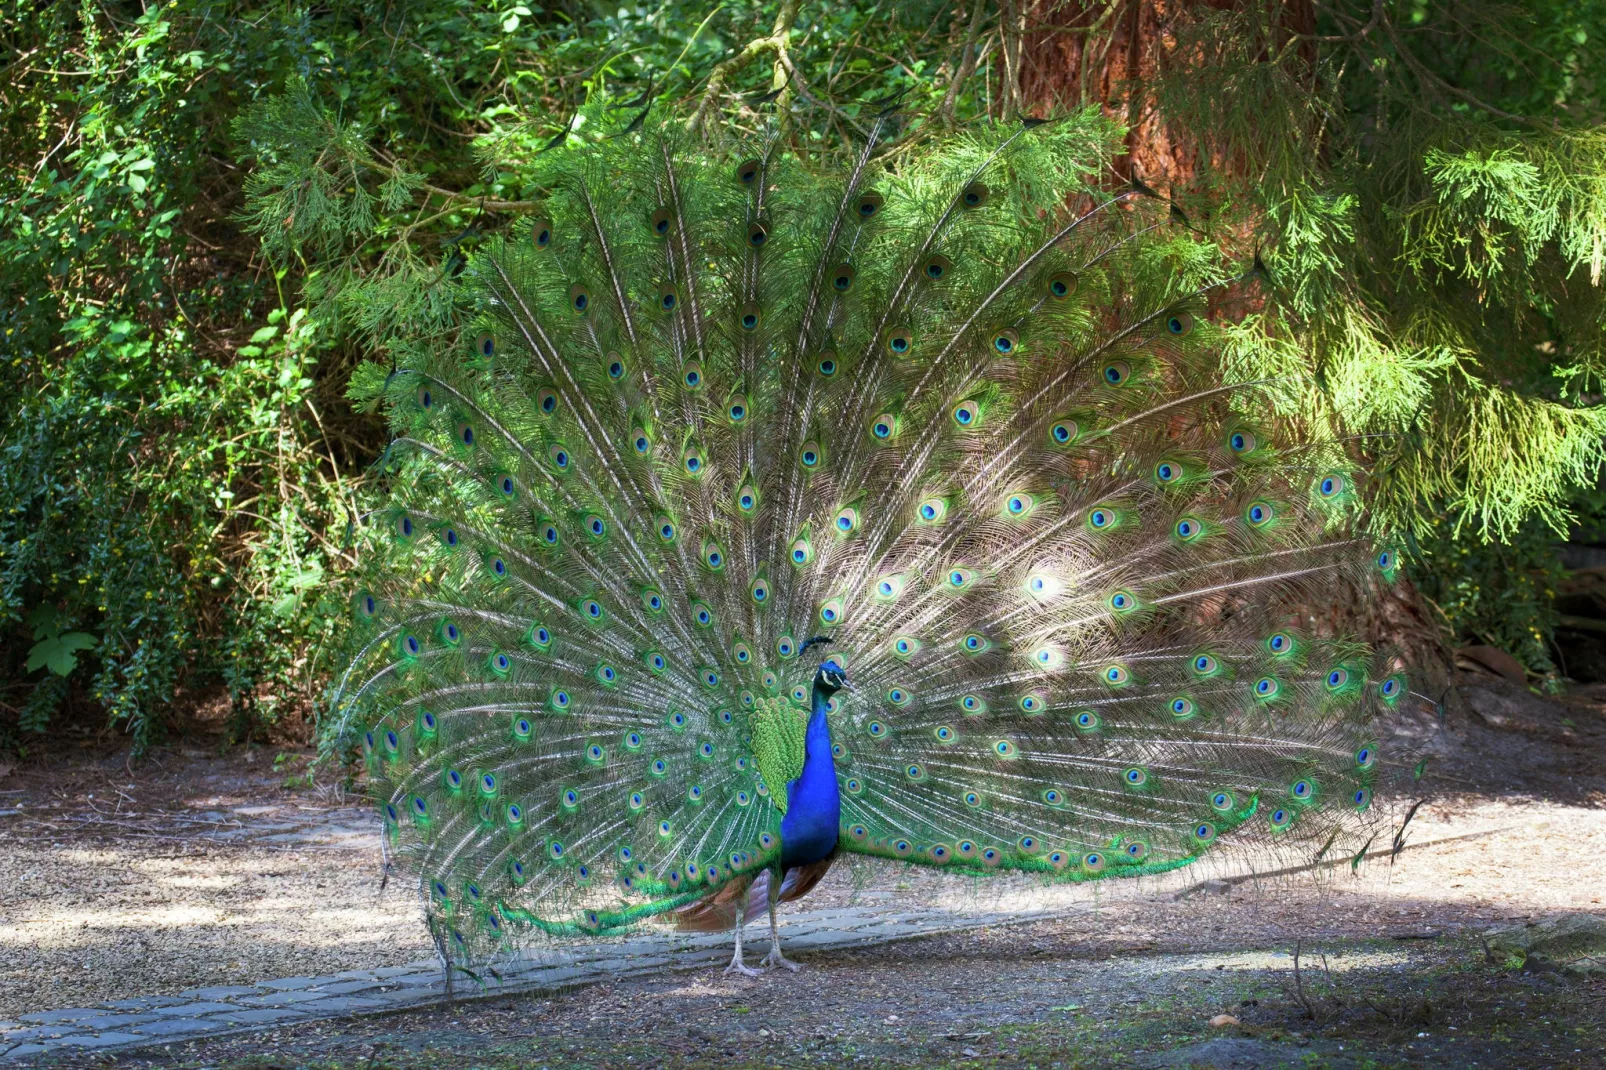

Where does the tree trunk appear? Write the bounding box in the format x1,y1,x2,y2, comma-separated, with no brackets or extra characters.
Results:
1015,0,1315,189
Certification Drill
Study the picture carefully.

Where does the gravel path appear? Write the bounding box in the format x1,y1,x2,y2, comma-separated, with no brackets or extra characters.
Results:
0,670,1601,1067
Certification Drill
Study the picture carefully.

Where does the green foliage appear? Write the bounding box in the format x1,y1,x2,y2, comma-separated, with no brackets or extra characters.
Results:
1,1,354,749
6,0,1606,750
1414,514,1564,676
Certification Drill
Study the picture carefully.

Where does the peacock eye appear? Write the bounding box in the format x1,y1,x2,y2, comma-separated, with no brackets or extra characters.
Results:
1046,271,1078,300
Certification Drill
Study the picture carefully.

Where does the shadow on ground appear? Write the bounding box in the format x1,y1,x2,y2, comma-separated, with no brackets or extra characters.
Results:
4,669,1605,1068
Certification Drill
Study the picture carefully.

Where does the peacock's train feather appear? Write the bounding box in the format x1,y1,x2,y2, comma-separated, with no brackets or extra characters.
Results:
333,105,1411,964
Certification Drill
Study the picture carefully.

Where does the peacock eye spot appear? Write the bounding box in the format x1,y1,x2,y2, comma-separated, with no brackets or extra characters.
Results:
536,228,550,246
609,361,624,379
730,404,746,420
742,313,758,329
1051,280,1067,296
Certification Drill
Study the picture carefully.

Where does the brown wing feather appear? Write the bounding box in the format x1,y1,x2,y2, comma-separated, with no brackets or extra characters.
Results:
672,854,836,932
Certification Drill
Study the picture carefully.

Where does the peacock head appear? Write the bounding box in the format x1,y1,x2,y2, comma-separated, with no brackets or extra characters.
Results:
800,636,847,695
815,657,848,695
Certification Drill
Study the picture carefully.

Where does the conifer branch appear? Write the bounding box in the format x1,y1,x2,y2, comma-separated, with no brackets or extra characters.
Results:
367,151,542,213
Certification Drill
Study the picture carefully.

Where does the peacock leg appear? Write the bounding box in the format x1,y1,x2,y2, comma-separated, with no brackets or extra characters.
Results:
762,883,801,972
724,887,763,977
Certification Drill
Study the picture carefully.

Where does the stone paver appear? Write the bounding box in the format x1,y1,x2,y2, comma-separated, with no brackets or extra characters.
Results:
0,904,1082,1064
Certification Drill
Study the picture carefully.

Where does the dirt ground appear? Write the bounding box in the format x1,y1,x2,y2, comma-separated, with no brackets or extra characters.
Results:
2,669,1604,1068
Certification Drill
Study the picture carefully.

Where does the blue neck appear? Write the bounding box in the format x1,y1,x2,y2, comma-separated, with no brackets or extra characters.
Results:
778,683,840,869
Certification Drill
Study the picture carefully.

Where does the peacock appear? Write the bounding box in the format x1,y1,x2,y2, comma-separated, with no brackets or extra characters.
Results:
334,103,1412,976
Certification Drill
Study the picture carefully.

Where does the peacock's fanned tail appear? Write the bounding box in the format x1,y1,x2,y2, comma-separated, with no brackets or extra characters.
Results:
334,109,1408,960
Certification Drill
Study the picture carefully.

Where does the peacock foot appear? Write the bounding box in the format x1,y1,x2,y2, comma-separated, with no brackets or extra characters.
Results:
724,957,765,978
762,946,801,972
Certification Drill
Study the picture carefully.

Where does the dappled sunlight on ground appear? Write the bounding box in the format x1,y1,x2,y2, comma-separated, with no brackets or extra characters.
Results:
1,669,1602,1041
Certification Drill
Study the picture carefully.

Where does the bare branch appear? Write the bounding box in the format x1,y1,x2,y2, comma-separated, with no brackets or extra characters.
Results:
688,0,802,137
939,0,990,129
